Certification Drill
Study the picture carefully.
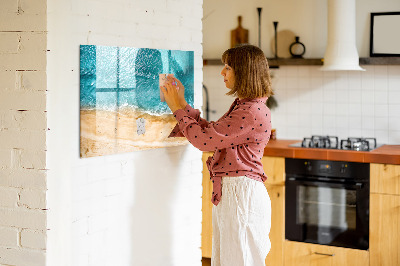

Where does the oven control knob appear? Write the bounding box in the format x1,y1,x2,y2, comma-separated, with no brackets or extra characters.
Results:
304,162,312,171
340,164,347,174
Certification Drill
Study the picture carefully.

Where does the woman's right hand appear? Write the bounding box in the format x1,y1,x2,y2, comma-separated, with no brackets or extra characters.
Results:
168,75,187,108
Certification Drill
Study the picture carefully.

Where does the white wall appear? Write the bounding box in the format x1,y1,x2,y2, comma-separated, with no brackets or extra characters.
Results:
46,0,203,266
0,0,48,265
203,0,400,145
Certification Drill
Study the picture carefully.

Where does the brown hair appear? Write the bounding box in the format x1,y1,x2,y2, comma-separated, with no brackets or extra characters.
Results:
221,44,273,99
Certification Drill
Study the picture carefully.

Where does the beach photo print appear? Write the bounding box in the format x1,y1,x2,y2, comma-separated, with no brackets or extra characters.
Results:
79,45,194,158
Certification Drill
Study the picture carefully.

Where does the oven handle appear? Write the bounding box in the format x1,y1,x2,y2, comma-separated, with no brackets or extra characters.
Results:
286,177,364,189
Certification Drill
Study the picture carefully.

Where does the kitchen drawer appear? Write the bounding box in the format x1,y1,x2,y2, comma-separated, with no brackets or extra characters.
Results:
284,241,369,266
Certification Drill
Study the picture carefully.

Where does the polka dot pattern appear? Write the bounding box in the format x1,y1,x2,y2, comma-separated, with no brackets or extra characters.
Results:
169,97,272,206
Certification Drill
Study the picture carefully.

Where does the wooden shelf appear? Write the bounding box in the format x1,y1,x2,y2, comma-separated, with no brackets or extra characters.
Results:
203,57,400,67
203,58,323,67
268,58,322,67
359,57,400,65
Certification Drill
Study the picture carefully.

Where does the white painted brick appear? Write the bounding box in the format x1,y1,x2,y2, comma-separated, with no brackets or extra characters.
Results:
0,169,47,189
16,70,47,91
136,24,170,41
166,0,192,15
20,229,46,249
121,161,134,176
191,31,203,44
0,149,11,169
1,110,47,130
0,187,19,208
20,149,46,170
0,129,46,150
0,247,45,266
0,227,19,247
0,32,47,71
152,10,181,27
87,212,109,233
19,0,47,15
71,166,88,186
11,148,22,169
0,71,16,90
72,218,88,237
87,164,109,183
0,208,46,230
181,16,202,30
0,91,46,111
105,178,123,196
0,13,46,32
0,32,20,54
131,0,167,12
190,159,202,174
0,0,18,13
19,189,46,209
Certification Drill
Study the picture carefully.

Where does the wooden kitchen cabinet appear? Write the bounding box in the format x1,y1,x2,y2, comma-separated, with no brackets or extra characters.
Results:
262,156,285,266
370,193,400,266
202,152,213,258
370,163,400,195
370,163,400,266
264,184,285,266
261,156,285,186
284,241,369,266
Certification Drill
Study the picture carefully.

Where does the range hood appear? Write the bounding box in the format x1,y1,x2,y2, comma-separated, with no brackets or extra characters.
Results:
320,0,365,71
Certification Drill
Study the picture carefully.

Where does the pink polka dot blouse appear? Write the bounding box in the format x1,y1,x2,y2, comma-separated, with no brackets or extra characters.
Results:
169,97,272,206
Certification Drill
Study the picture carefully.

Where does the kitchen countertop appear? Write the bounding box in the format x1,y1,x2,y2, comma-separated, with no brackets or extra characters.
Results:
263,139,400,165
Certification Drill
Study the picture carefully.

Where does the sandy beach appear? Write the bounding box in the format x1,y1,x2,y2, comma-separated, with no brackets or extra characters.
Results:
80,107,188,157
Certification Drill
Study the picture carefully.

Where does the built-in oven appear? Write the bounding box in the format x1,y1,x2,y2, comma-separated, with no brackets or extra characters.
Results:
285,158,369,250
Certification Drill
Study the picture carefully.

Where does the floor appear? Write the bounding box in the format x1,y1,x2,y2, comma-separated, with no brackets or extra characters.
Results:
202,257,211,266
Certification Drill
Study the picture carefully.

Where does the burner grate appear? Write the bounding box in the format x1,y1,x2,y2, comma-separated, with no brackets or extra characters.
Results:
301,135,339,149
340,137,377,151
296,136,378,151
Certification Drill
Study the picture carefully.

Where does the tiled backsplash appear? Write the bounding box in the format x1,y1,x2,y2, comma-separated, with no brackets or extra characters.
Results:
203,65,400,144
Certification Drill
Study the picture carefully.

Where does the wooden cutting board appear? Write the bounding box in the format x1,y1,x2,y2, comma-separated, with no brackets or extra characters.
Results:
231,16,249,48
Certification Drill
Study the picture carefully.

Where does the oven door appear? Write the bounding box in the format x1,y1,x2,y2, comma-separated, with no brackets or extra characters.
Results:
285,177,369,250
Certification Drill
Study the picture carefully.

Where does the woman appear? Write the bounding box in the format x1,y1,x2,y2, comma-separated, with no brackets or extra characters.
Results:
161,44,273,266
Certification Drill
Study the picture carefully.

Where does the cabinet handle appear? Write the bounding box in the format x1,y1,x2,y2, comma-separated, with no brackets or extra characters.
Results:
314,252,335,257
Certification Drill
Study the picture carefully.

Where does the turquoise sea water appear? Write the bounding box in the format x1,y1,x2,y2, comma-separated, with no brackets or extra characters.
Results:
80,45,194,115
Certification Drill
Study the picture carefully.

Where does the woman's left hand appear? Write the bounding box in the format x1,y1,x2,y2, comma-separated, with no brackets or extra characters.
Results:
160,78,184,113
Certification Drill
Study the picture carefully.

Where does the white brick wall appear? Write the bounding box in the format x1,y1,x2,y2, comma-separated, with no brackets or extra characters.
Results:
0,0,48,265
46,1,203,266
3,0,203,264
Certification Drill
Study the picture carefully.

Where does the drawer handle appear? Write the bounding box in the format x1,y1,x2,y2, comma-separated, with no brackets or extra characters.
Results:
314,252,335,257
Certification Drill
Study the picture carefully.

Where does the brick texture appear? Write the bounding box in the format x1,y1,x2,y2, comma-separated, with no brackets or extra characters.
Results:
0,0,47,264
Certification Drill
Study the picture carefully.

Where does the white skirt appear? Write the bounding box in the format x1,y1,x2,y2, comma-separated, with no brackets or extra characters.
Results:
212,176,271,266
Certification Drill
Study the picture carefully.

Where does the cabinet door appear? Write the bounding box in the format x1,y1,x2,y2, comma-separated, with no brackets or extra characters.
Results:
202,152,213,258
370,193,400,266
261,156,285,185
264,185,284,266
370,163,400,195
284,241,369,266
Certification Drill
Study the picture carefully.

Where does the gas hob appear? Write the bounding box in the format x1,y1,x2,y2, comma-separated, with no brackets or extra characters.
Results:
289,135,382,151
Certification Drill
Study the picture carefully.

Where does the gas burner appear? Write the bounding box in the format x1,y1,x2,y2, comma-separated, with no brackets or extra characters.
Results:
290,136,380,151
301,135,339,149
340,137,377,151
